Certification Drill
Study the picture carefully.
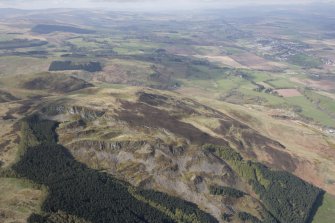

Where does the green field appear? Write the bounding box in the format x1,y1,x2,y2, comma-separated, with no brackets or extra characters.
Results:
286,96,335,127
266,78,299,89
304,90,335,116
313,194,335,223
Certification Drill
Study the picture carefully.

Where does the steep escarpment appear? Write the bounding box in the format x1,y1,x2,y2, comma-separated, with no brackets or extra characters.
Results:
10,114,218,223
34,88,324,223
136,92,287,158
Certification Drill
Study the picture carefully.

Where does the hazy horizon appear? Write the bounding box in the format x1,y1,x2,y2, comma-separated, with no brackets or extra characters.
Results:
0,0,334,11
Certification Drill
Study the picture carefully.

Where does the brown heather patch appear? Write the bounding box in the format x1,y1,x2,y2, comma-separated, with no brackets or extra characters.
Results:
117,100,228,146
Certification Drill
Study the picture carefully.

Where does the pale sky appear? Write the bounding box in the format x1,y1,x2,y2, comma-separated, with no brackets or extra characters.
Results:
0,0,334,10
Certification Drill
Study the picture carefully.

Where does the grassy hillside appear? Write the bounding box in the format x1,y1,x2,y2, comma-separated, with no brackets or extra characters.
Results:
312,193,335,223
0,7,335,223
9,115,218,223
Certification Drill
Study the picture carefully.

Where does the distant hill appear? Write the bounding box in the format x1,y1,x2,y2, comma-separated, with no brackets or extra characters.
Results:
32,24,95,34
49,61,102,72
22,74,94,93
0,8,28,17
0,39,48,50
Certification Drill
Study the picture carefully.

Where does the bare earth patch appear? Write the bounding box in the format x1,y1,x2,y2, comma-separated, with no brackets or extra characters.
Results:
230,52,285,71
194,55,247,68
276,89,302,97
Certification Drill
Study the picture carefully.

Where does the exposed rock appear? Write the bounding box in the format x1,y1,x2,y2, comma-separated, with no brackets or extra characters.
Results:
41,90,301,222
191,175,203,184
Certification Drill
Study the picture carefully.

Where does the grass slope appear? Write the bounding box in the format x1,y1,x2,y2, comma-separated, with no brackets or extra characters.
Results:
312,193,335,223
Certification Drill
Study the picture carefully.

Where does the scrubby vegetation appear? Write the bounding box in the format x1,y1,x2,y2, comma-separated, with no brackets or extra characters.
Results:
49,61,102,72
209,185,245,198
12,115,217,223
222,213,233,222
204,144,324,223
0,89,20,103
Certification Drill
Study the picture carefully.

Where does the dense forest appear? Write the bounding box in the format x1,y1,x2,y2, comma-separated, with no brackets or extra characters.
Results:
137,190,217,223
238,212,262,223
209,185,245,198
12,115,217,223
204,144,324,223
14,144,175,223
49,61,102,72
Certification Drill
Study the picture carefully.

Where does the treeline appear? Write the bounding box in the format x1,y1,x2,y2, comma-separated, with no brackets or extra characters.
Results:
0,39,48,49
49,61,102,72
137,190,218,223
14,144,175,223
13,115,217,223
18,114,58,155
204,144,324,223
28,212,91,223
238,212,262,223
209,185,245,198
249,167,324,223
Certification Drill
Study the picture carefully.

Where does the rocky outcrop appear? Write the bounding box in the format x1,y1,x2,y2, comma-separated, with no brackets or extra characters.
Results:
42,90,303,222
42,104,105,120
